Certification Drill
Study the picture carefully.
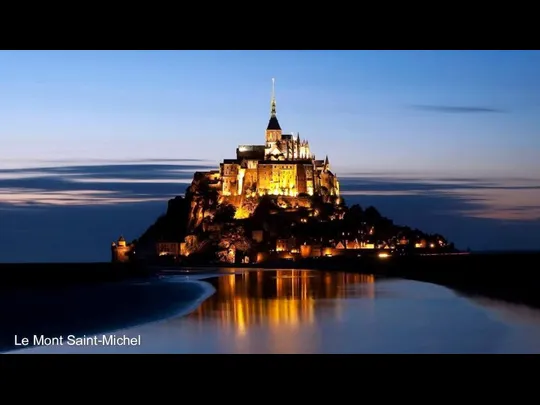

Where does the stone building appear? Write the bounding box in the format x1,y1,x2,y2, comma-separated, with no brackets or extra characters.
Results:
193,79,340,202
111,235,133,262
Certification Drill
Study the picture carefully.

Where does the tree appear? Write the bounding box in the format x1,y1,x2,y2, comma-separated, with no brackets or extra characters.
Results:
309,194,324,212
319,202,336,220
345,204,364,224
364,206,382,222
253,195,276,220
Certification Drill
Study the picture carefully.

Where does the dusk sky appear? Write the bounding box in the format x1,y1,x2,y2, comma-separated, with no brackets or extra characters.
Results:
1,50,539,261
1,50,539,176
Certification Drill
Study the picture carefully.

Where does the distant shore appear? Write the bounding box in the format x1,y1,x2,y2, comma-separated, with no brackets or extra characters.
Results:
174,251,540,309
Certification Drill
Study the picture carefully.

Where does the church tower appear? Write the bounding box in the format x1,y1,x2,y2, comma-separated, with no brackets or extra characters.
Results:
265,78,282,146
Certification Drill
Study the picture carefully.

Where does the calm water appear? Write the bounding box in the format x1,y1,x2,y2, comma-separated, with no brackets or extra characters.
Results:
15,269,540,354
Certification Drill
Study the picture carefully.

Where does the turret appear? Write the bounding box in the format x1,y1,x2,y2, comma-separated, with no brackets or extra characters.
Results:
111,235,132,262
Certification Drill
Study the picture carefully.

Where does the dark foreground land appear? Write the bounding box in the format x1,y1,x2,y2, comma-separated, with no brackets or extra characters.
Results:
379,252,540,307
0,262,157,289
0,276,211,353
1,252,539,353
180,251,540,309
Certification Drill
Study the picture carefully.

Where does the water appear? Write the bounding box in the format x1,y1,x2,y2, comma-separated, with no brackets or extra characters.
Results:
12,269,540,354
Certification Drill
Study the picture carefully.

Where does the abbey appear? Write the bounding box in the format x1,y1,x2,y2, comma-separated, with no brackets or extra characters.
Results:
218,79,340,199
113,79,454,264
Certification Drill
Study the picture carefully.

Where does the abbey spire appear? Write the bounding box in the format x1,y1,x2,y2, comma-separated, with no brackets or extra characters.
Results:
215,80,339,200
271,77,277,116
266,78,281,131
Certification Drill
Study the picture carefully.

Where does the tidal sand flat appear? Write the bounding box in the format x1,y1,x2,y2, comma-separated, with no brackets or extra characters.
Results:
0,276,215,353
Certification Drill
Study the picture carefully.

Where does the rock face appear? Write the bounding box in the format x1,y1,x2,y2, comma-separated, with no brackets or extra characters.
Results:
133,165,455,265
183,235,200,256
134,195,191,257
217,244,236,263
185,172,219,232
216,227,252,263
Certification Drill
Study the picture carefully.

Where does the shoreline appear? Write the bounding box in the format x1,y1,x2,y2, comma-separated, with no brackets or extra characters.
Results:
380,253,540,309
3,251,540,320
0,276,214,353
170,251,540,309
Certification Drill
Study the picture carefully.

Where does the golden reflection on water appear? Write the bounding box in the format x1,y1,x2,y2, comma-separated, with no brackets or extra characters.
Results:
188,270,375,339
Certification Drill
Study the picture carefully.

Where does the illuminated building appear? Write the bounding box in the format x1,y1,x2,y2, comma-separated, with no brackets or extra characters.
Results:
192,79,340,202
111,235,133,262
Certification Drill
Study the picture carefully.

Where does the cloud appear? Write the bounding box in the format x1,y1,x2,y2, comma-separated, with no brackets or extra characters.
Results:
438,186,540,221
341,190,422,196
338,175,540,221
0,158,215,170
0,188,167,206
411,105,506,114
0,162,202,206
68,178,192,184
2,162,540,261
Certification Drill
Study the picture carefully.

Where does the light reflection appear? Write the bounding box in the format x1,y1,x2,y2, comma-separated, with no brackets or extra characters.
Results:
466,296,540,325
189,270,375,338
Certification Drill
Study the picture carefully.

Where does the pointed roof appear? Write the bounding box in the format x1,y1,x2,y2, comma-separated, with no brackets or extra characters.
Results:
266,78,282,131
267,115,281,130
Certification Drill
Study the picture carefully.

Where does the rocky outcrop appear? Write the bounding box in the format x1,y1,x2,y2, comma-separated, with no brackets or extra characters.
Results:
185,173,219,232
134,195,191,257
217,244,236,263
216,227,252,263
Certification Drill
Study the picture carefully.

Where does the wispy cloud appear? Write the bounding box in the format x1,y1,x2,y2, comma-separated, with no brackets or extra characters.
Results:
411,105,506,114
68,178,192,184
2,163,540,221
341,190,422,196
438,187,540,221
339,175,540,221
0,158,215,170
0,162,199,207
0,188,167,206
1,161,540,260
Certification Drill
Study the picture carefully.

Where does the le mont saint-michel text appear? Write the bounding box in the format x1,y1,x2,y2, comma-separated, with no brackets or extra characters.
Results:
14,334,141,347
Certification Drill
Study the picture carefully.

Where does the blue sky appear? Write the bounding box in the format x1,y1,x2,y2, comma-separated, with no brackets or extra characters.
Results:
0,50,539,260
1,50,539,176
